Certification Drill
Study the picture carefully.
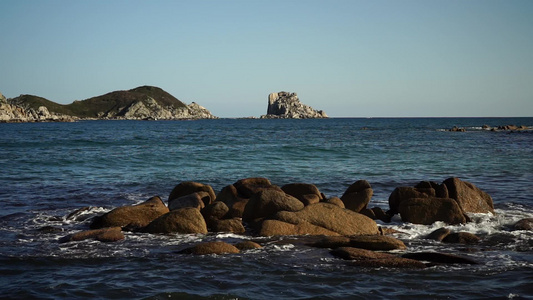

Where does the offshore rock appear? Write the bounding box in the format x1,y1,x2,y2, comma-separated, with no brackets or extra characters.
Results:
341,180,373,213
330,247,426,268
141,207,208,234
398,198,467,225
443,177,494,214
178,241,240,255
90,196,169,231
59,227,124,243
261,91,328,119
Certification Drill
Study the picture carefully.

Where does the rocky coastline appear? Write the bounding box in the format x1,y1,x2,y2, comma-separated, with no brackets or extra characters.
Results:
57,176,531,268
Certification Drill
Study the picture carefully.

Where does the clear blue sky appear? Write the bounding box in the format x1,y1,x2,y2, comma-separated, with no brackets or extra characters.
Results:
1,0,532,117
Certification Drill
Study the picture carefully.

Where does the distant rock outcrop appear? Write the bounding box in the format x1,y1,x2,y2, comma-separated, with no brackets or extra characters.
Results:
261,92,328,119
0,86,217,122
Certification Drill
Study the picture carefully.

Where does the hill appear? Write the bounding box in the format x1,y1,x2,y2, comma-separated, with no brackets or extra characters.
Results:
4,86,216,121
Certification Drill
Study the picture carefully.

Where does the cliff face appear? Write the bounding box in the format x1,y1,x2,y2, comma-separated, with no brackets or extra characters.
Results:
0,86,217,122
261,92,328,119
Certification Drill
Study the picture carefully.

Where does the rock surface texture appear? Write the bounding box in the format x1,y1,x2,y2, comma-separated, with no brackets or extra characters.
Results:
261,92,328,119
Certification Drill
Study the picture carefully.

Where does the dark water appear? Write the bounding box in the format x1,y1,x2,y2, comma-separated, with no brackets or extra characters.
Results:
0,118,532,299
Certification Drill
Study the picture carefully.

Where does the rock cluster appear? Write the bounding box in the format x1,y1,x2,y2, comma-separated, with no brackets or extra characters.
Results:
261,92,328,119
57,176,501,268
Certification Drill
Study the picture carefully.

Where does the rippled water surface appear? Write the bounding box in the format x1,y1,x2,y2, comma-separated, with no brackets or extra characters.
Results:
0,118,532,299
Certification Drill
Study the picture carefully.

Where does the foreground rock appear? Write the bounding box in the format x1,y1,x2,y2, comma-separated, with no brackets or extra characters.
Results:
90,196,169,231
308,235,406,251
330,247,426,268
258,203,379,236
243,189,304,221
261,92,328,119
398,198,467,225
59,227,124,243
178,241,240,255
141,207,207,234
402,252,478,265
340,180,373,213
443,177,494,214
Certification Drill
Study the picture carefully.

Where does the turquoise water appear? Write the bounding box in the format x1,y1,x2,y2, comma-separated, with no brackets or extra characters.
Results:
0,118,532,299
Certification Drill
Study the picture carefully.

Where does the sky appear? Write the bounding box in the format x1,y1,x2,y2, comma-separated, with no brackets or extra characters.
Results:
1,0,532,117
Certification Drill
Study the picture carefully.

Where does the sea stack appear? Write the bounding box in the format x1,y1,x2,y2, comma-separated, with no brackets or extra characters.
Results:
261,92,328,119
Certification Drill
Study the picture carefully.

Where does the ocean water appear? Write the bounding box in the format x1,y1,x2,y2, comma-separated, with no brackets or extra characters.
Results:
0,118,532,299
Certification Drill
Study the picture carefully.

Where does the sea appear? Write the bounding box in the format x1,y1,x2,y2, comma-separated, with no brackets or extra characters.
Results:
0,117,532,299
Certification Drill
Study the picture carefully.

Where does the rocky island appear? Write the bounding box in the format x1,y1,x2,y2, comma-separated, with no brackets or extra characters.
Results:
261,91,328,119
0,86,217,122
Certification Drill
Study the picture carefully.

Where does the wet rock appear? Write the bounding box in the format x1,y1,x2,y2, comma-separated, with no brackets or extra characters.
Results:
235,241,262,251
168,182,216,206
306,236,351,248
38,226,64,233
349,235,406,251
402,252,478,265
65,206,95,221
266,203,379,236
360,208,375,219
59,227,124,243
371,207,392,223
340,180,373,213
442,232,481,244
388,186,435,215
425,227,451,241
242,189,304,221
202,201,230,221
443,177,494,214
209,218,245,234
513,218,533,231
142,207,207,234
398,198,467,225
330,247,426,268
178,241,240,255
168,192,209,211
90,196,169,231
449,126,466,132
415,181,449,198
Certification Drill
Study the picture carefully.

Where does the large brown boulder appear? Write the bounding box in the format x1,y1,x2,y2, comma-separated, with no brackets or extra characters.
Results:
415,181,449,198
168,182,216,206
90,196,169,230
208,218,245,234
340,180,373,213
398,198,467,225
235,241,262,251
215,185,249,218
281,183,323,205
259,219,339,236
308,235,405,250
388,186,435,215
233,177,279,198
266,203,379,236
142,207,207,234
168,192,209,211
242,189,304,221
59,227,124,243
443,177,494,214
442,232,481,244
202,201,230,220
330,247,426,268
178,241,240,255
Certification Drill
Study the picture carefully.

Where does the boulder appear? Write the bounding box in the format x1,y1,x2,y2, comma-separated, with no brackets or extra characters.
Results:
142,207,207,234
242,189,304,221
168,192,209,211
425,227,451,241
178,241,240,255
59,227,124,243
415,181,449,198
513,218,533,231
168,182,216,206
371,207,392,223
215,185,249,218
235,241,262,251
443,177,494,214
281,183,323,205
330,247,426,268
388,186,435,215
306,236,351,248
90,196,169,230
233,177,279,198
325,197,345,208
442,232,481,244
208,218,245,234
348,235,407,250
402,252,478,265
398,198,467,225
340,180,373,213
269,203,379,236
202,201,230,220
259,219,339,236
